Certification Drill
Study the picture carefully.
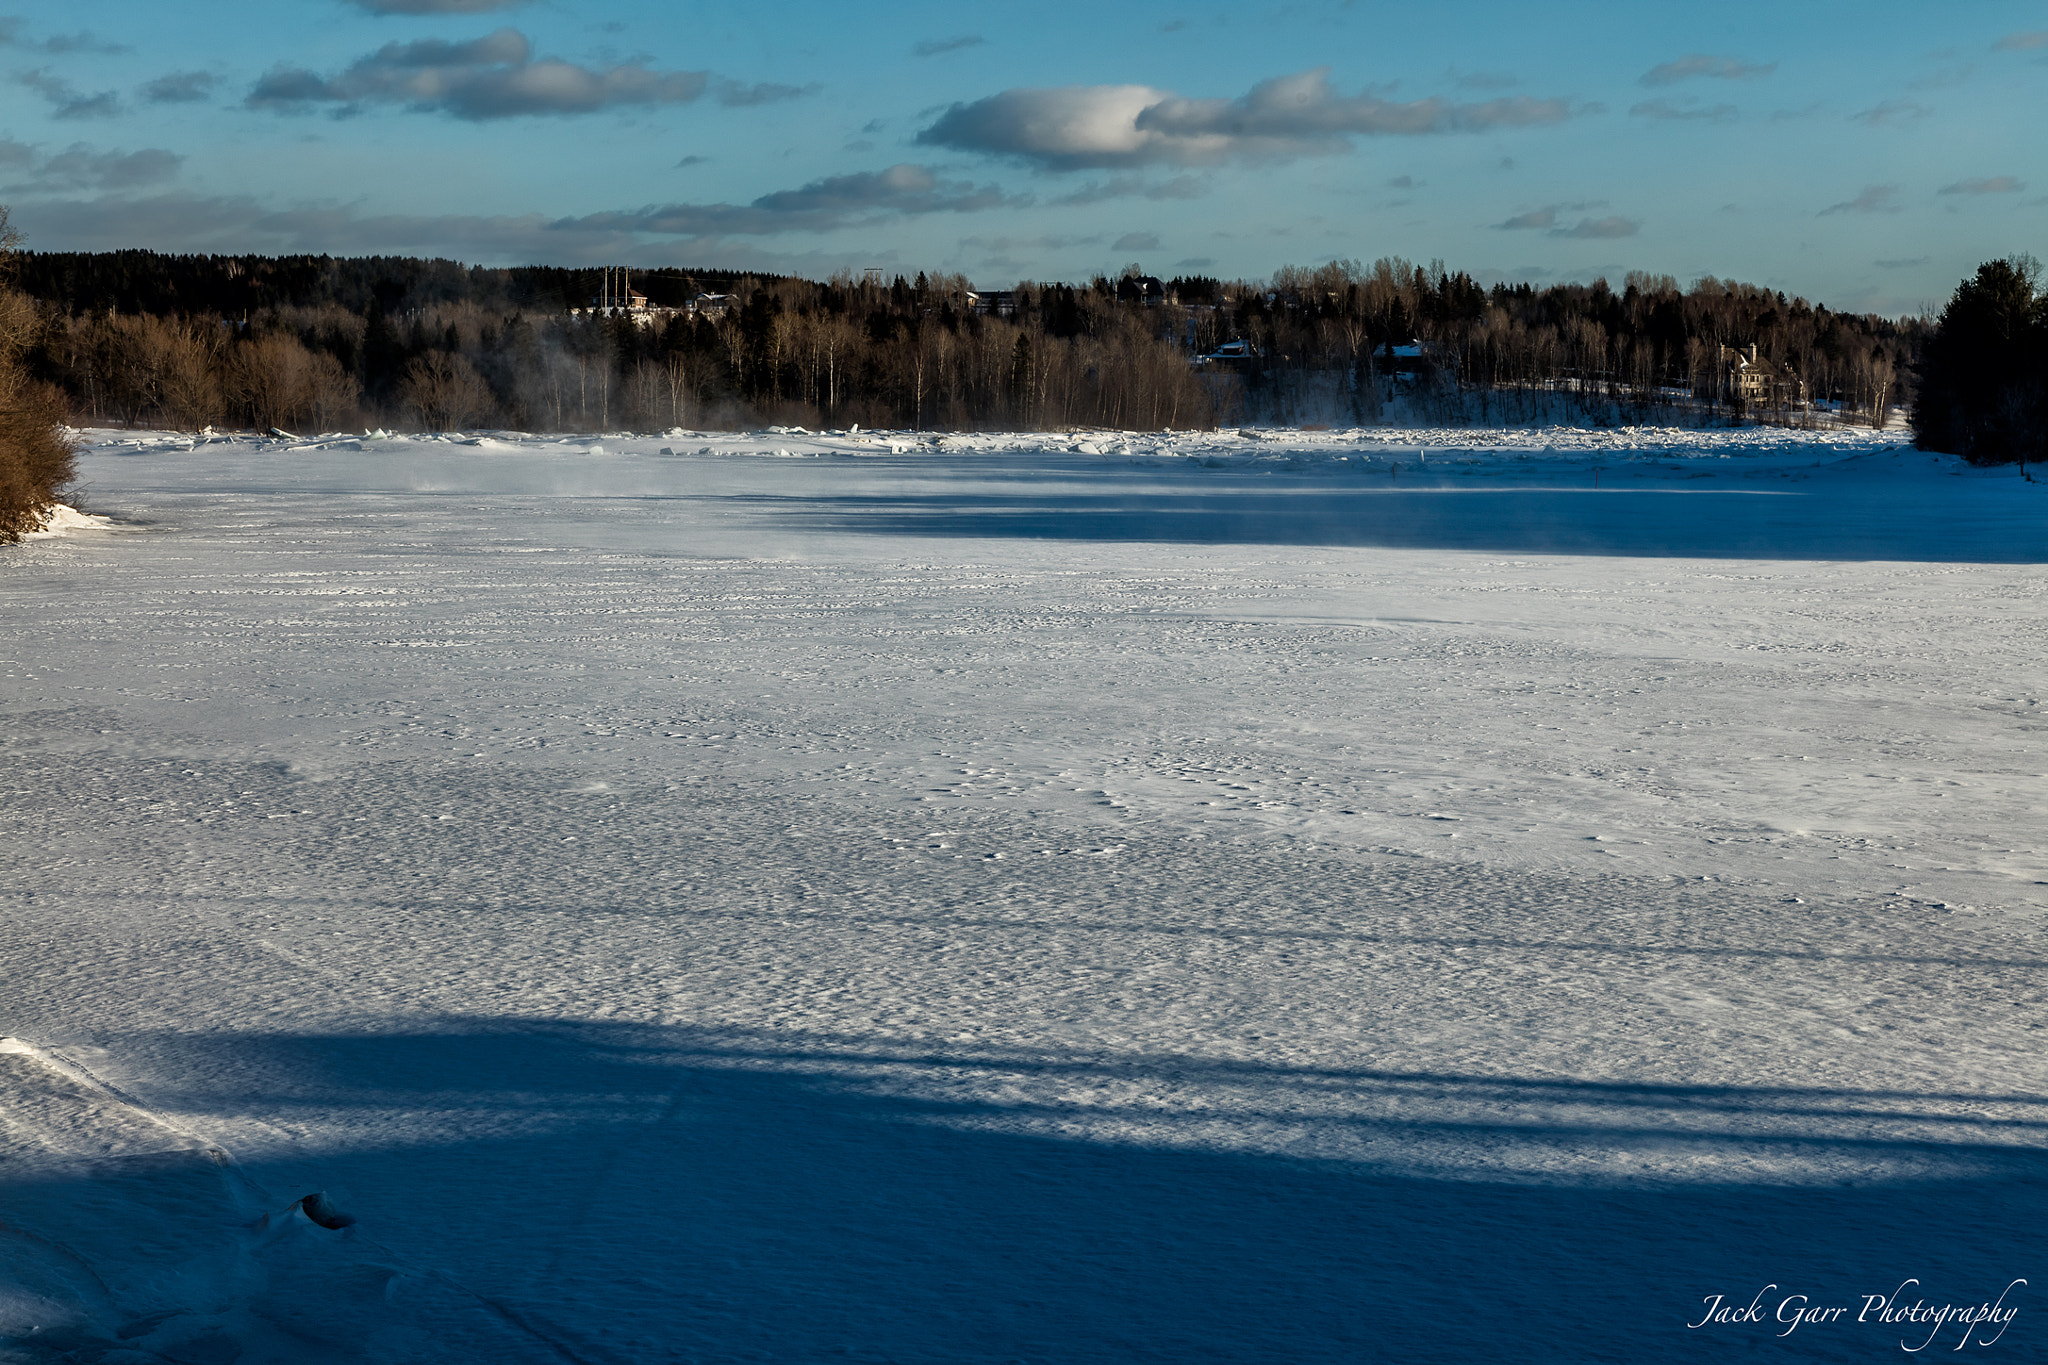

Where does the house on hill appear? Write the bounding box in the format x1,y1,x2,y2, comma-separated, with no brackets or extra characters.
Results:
1713,342,1804,411
1116,275,1176,307
965,289,1017,318
569,268,681,329
1193,339,1259,367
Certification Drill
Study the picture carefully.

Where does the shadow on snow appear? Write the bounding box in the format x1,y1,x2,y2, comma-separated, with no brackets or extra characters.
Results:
4,1018,2040,1363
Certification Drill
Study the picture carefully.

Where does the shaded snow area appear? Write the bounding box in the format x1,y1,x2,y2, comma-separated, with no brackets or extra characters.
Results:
2,424,2044,1362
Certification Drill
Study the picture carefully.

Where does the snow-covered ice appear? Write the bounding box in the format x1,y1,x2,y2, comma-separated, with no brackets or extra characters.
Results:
1,424,2043,1361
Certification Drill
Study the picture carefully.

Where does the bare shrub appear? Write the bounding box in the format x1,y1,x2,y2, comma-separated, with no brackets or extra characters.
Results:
400,351,495,430
306,351,363,431
227,332,320,430
0,209,77,541
0,361,76,541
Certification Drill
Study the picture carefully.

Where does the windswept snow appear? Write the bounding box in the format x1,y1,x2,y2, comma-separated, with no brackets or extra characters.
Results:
2,424,2044,1362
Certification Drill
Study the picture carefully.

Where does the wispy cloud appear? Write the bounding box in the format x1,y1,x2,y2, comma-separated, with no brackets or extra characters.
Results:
1113,231,1160,252
1554,215,1637,239
713,79,815,107
141,71,218,104
1993,30,2048,51
17,69,121,119
0,140,182,193
1050,173,1208,206
1874,256,1929,269
1819,184,1900,215
1852,97,1929,127
551,164,1025,237
11,192,596,260
918,67,1584,169
343,0,531,12
12,167,1018,263
1910,61,1974,90
246,28,800,119
1493,202,1631,236
912,35,983,58
1639,54,1775,86
1939,176,2022,195
0,19,127,54
956,232,1104,273
1630,99,1739,122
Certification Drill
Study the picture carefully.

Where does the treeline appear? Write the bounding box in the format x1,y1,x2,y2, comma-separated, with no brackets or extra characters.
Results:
0,216,76,541
1234,260,1917,428
11,251,770,319
22,266,1216,433
1913,256,2046,469
12,248,1920,435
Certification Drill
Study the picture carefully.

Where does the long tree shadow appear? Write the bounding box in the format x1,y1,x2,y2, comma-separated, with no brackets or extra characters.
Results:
5,1019,2039,1363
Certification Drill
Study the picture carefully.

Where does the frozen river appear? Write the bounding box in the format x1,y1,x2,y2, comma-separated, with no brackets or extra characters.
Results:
2,424,2044,1362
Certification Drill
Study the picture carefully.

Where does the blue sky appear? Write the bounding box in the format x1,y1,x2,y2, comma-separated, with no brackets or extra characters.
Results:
2,0,2043,312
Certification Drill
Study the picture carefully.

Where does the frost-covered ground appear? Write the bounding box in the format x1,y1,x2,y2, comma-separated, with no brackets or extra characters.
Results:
2,423,2044,1363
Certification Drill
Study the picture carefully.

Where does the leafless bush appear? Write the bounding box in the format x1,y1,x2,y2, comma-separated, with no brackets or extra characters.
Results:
400,351,495,430
0,207,76,540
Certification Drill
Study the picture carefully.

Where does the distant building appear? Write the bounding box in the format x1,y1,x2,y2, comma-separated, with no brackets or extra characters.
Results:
568,268,681,329
689,293,733,320
965,289,1018,318
1714,343,1803,409
1116,275,1176,307
1193,339,1259,367
1386,341,1426,374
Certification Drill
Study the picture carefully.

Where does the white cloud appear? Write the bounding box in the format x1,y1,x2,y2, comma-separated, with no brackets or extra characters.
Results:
917,68,1582,169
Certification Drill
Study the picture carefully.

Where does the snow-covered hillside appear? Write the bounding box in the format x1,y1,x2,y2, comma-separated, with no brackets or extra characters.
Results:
2,425,2042,1362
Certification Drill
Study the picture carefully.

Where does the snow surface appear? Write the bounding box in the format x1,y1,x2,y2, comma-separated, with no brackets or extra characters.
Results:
2,423,2044,1362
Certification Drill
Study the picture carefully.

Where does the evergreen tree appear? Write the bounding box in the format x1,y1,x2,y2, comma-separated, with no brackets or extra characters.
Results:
1914,256,2047,466
360,297,405,402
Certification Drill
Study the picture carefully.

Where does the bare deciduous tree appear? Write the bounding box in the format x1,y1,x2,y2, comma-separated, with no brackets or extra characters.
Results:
401,351,494,431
